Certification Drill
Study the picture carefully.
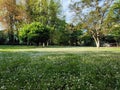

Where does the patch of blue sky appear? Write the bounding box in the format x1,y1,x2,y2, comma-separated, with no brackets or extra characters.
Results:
61,0,75,23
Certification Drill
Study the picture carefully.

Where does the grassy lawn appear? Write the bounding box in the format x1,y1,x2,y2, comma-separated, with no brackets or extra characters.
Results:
0,46,120,90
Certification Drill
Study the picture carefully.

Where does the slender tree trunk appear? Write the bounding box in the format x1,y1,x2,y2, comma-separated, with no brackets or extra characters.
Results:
43,42,45,47
93,35,100,48
47,41,49,46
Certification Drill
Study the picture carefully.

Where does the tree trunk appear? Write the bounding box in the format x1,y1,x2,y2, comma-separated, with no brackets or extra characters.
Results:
47,41,49,46
42,42,45,47
96,40,100,48
93,35,100,48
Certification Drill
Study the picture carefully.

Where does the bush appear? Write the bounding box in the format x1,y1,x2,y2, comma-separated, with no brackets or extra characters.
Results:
19,22,51,46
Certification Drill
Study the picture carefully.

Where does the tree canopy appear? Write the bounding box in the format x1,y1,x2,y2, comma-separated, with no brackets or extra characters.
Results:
19,22,51,46
0,0,119,47
70,0,114,48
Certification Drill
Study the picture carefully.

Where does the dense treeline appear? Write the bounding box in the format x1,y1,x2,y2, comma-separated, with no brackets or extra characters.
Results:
0,0,120,47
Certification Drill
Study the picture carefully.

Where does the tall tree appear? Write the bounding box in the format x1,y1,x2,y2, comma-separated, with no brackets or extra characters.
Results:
25,0,48,24
106,0,120,46
25,0,60,25
106,0,120,24
70,0,114,48
0,0,26,44
25,0,62,45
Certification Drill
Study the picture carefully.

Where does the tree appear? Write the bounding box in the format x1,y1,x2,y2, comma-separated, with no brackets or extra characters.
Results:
25,0,48,23
106,0,120,24
50,19,67,45
111,27,120,46
25,0,62,45
25,0,60,24
0,0,26,44
19,22,51,46
70,0,114,48
106,0,120,46
70,30,83,46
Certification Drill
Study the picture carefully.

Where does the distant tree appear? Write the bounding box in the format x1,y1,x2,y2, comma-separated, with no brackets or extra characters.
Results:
70,0,114,48
70,30,83,46
25,0,48,23
46,0,62,44
19,22,51,46
55,23,83,46
81,32,95,46
106,0,120,46
0,0,26,44
25,0,60,24
106,0,120,24
59,30,71,45
25,0,62,45
50,19,68,45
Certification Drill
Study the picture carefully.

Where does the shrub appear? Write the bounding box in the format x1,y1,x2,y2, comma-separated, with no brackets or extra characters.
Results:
19,22,51,46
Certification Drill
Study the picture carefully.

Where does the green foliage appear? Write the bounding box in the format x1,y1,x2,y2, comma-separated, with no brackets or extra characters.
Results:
26,0,48,23
50,19,67,45
70,0,114,47
26,0,60,25
19,22,51,45
105,0,120,46
107,0,120,23
70,30,83,46
110,27,120,46
0,0,26,44
81,34,94,46
0,0,119,47
59,30,71,45
0,31,6,44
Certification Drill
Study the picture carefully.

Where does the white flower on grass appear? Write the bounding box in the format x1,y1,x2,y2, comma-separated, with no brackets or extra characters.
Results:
1,85,6,89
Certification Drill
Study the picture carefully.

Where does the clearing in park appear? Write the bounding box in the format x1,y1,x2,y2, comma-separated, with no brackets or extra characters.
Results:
0,46,120,89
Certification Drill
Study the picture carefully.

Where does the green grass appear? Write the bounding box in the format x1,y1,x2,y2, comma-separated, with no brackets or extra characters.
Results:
0,46,120,90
